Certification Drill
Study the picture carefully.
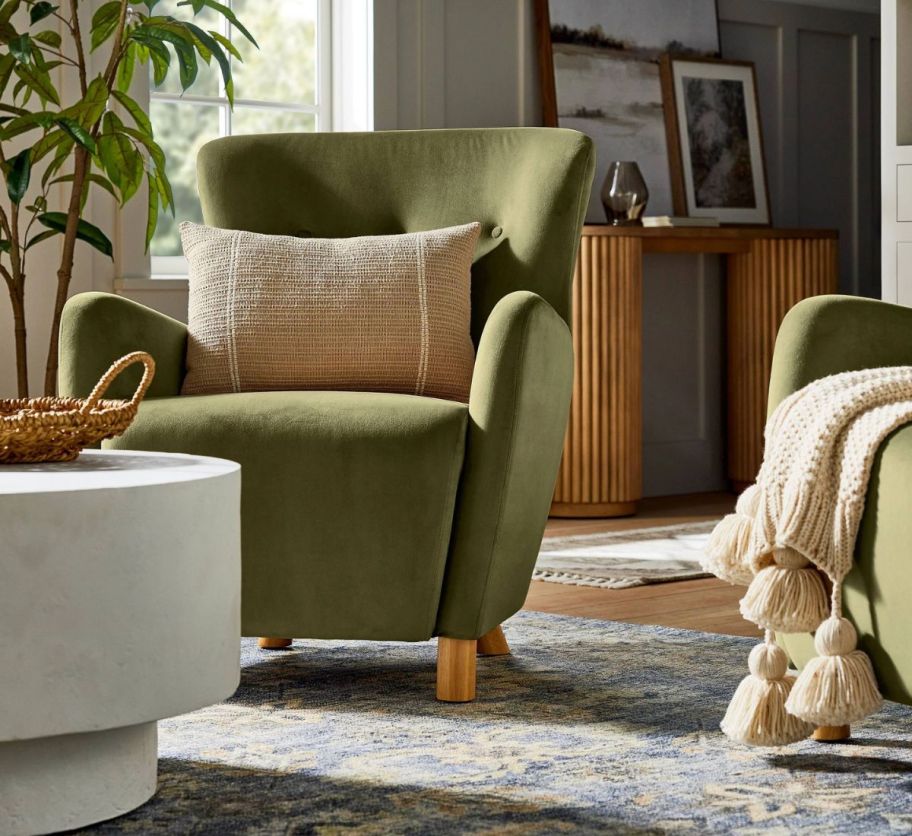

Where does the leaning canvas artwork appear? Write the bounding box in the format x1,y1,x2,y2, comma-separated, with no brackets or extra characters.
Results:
660,57,770,224
683,77,756,209
538,0,719,221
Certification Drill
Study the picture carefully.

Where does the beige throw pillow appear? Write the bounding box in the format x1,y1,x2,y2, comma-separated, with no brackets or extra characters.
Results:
180,222,480,402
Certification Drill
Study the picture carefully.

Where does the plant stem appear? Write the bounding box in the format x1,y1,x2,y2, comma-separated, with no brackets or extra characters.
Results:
44,145,89,396
8,279,28,398
5,200,28,397
69,0,87,95
42,0,128,395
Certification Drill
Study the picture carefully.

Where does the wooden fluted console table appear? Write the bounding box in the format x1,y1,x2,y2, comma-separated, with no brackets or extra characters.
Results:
551,225,838,518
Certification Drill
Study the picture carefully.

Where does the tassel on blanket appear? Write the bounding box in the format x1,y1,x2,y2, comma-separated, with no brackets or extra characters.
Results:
720,634,814,745
786,586,883,726
739,548,829,632
703,486,759,586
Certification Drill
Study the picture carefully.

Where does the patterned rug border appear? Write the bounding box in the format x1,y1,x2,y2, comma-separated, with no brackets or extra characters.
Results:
76,609,912,835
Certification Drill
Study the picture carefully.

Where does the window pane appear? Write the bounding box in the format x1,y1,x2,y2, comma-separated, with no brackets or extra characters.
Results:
149,0,221,96
231,0,317,105
150,101,221,257
231,107,315,136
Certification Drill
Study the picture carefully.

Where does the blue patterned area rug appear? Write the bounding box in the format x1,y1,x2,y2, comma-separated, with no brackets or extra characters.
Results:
79,612,912,834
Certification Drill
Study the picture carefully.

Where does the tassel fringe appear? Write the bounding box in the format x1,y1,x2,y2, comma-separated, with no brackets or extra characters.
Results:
786,615,883,726
704,513,754,586
738,549,830,633
720,640,814,746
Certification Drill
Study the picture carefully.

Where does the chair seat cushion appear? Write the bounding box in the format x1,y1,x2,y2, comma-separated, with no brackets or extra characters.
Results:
106,390,468,641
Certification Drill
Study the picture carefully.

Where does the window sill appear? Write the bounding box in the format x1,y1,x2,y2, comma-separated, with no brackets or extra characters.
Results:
115,277,189,291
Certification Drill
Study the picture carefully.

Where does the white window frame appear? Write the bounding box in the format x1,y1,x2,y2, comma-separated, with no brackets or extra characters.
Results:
117,0,373,286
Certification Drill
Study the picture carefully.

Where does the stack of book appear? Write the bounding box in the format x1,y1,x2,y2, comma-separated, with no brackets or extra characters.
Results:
641,216,720,228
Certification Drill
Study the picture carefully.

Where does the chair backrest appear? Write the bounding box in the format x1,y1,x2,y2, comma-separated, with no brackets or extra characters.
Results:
197,128,594,342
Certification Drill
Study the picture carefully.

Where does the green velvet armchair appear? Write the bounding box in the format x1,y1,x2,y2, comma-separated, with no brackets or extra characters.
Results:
769,294,912,708
59,128,595,702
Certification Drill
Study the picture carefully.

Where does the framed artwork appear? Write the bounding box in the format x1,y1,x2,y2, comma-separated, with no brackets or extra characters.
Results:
660,56,770,225
535,0,720,222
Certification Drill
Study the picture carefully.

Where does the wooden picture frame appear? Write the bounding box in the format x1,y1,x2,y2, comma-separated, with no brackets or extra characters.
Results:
660,55,771,225
534,0,558,127
533,0,721,220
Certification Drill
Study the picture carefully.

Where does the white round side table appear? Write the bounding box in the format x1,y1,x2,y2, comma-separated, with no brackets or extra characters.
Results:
0,449,241,835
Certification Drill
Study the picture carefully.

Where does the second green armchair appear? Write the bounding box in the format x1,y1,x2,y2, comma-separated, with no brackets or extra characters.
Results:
59,128,595,702
769,294,912,709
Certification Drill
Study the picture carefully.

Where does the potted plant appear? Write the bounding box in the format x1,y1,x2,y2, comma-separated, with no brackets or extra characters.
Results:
0,0,255,396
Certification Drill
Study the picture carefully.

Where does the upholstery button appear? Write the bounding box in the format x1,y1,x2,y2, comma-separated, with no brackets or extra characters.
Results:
491,225,503,238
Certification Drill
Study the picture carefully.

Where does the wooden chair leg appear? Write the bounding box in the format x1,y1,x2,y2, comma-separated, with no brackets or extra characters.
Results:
436,637,476,702
477,625,510,656
258,637,293,649
813,725,850,742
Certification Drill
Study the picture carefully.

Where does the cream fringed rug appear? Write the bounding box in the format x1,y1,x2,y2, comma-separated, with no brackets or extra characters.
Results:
534,521,717,588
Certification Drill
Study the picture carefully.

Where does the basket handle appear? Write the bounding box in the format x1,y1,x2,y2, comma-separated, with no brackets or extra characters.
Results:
80,351,157,414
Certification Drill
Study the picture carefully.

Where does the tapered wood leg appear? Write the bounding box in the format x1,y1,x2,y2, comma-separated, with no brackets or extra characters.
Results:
476,625,510,656
258,637,292,649
813,724,850,742
436,637,477,702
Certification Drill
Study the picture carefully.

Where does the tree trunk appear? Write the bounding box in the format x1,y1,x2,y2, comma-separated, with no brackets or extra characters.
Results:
6,280,27,398
44,148,89,396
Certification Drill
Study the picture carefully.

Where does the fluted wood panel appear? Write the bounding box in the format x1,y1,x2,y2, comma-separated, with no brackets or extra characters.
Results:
551,235,642,517
726,238,838,488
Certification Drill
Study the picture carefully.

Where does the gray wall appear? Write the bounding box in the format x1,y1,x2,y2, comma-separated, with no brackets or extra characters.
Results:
374,0,879,496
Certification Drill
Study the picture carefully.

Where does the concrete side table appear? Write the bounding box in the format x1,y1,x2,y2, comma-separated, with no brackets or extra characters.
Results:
0,450,241,835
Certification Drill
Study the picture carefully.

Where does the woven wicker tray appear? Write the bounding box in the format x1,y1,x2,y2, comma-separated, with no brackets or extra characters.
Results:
0,352,156,464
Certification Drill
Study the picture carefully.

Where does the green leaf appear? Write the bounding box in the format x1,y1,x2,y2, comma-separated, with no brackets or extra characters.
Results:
144,171,158,250
131,24,198,89
66,75,109,128
134,32,170,85
91,1,121,31
31,127,69,164
5,147,30,203
90,0,121,51
0,109,54,140
209,29,241,61
13,63,59,104
37,211,113,258
183,21,231,102
0,239,11,253
24,228,58,250
99,111,143,201
0,0,22,26
178,0,257,46
29,2,56,24
111,89,152,134
0,52,15,94
9,33,31,63
52,171,120,203
33,29,62,48
151,166,173,214
115,41,135,92
54,116,96,152
39,132,72,184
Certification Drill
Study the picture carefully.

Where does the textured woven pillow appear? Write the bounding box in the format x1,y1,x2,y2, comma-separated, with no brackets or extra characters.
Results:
180,221,481,401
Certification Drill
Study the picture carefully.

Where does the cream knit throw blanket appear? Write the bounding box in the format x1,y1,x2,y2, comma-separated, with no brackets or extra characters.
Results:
703,366,912,746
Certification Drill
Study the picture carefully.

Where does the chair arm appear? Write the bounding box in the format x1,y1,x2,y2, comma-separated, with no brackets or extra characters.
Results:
435,290,573,639
769,294,912,415
59,292,188,399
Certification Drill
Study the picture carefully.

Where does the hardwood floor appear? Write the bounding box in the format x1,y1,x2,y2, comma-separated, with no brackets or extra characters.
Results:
522,492,762,639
